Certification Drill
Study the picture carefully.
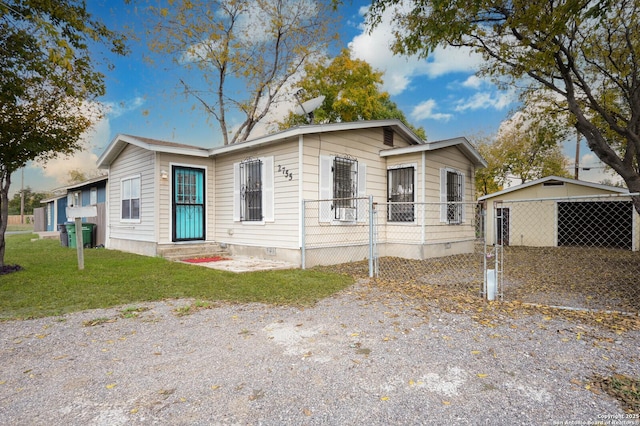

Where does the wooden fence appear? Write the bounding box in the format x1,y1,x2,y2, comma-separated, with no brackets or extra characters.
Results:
6,215,35,225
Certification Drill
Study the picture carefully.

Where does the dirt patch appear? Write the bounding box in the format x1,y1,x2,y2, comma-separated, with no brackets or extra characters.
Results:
0,282,638,425
327,246,640,313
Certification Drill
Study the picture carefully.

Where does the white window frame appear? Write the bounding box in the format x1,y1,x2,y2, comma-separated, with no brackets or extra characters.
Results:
121,175,141,222
90,187,98,205
67,191,80,208
319,155,367,223
387,164,417,224
233,156,274,223
440,167,465,224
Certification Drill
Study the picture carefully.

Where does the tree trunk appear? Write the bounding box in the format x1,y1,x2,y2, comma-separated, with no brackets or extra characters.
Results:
0,171,12,268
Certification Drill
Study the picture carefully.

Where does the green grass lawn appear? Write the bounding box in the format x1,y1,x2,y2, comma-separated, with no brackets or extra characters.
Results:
6,224,33,232
0,234,354,320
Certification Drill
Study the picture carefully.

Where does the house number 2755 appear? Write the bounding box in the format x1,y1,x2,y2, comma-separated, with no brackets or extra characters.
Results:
278,165,293,181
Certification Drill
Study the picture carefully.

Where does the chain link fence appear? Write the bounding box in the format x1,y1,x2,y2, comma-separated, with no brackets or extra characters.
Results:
302,198,373,273
302,198,486,294
303,194,640,314
493,194,640,313
371,201,485,295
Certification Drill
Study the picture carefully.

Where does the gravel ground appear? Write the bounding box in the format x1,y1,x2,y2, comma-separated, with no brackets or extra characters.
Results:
0,281,639,426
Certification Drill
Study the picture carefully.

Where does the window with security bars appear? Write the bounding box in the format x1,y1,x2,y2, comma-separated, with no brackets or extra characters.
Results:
388,167,414,222
240,159,262,221
446,170,463,223
333,156,357,214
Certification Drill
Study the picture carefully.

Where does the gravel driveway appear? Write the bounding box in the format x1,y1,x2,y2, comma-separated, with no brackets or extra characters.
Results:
0,281,638,425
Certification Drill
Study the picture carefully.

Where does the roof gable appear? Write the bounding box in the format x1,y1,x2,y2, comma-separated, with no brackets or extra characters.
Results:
478,175,629,201
208,119,425,156
379,136,487,168
97,134,210,168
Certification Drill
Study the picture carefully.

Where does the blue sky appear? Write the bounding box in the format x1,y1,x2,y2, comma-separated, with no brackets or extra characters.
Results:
11,0,615,196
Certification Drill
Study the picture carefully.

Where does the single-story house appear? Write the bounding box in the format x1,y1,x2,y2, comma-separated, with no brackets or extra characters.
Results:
40,193,68,232
40,175,108,246
96,119,486,266
478,175,639,250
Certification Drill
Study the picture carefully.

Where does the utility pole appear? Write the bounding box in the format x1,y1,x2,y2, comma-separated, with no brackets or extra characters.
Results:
20,168,24,224
574,131,580,180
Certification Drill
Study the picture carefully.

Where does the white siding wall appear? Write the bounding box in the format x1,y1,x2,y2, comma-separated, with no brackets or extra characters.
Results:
423,147,477,243
380,152,423,244
157,153,215,243
108,144,156,244
214,139,300,251
301,127,413,203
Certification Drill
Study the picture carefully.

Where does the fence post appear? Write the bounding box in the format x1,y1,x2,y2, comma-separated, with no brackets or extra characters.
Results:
368,195,374,278
301,199,306,270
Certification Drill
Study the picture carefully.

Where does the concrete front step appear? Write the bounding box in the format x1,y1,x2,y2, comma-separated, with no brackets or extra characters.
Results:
157,243,229,261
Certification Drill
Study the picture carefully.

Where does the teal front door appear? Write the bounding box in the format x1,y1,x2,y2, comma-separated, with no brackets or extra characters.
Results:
172,166,205,241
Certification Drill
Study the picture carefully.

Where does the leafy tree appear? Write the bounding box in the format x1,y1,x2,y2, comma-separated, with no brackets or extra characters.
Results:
0,1,127,268
496,112,571,184
367,0,640,213
472,107,571,196
145,0,339,146
67,169,89,185
279,49,426,139
600,178,627,189
472,137,502,197
8,188,49,216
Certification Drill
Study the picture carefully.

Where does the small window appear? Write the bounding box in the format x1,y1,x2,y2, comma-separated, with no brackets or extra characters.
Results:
67,191,80,208
121,176,140,220
388,167,414,222
319,155,366,222
240,158,263,221
333,156,358,215
233,157,274,223
440,168,465,224
90,187,98,205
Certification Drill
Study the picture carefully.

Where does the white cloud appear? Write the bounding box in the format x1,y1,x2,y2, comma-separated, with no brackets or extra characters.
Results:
461,75,484,89
454,91,515,112
32,98,133,185
348,3,484,96
411,99,452,122
103,97,146,119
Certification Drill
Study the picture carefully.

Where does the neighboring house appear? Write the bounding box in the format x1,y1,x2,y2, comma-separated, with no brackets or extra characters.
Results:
97,119,486,265
478,176,638,250
40,175,108,246
41,193,67,232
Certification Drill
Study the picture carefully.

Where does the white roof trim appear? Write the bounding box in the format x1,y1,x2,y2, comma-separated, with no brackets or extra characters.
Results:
380,136,487,167
97,134,210,168
209,119,424,156
478,175,629,201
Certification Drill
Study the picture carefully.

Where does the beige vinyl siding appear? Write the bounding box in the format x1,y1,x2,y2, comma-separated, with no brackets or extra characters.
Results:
157,153,215,243
497,181,620,200
300,128,409,253
215,139,300,249
421,146,477,244
301,128,400,203
378,153,423,244
108,144,156,242
484,182,633,247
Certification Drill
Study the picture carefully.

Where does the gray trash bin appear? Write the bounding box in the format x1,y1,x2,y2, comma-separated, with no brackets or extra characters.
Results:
58,224,69,247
